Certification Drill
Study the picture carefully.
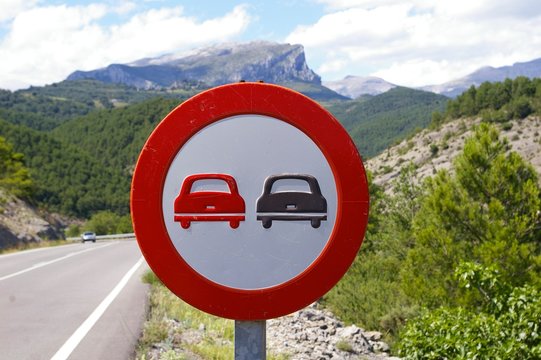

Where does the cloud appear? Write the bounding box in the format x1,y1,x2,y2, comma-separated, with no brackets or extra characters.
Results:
0,3,251,90
0,0,39,23
293,0,541,86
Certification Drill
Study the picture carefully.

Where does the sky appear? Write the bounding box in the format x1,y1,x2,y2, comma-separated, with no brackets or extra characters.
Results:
2,0,541,90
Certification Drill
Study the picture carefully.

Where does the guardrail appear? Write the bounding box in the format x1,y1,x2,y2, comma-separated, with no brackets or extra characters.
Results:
67,233,136,242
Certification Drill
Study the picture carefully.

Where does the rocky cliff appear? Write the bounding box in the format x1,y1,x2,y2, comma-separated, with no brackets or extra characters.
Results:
0,190,64,249
67,41,321,89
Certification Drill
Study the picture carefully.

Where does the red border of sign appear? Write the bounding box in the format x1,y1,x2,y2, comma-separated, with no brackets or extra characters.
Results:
131,82,369,320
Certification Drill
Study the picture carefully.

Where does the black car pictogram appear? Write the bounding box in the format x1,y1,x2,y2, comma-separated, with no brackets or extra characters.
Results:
256,174,327,228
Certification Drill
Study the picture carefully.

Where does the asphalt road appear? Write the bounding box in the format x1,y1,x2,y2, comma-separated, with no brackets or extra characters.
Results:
0,240,149,360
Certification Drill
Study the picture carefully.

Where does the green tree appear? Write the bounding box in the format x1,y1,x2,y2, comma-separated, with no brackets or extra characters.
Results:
84,210,133,235
0,136,33,198
510,95,533,119
401,123,541,308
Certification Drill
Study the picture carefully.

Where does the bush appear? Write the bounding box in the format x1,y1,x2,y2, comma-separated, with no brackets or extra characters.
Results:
501,121,513,131
398,264,541,359
324,253,414,336
84,210,133,235
511,96,533,119
480,108,506,123
429,144,438,157
65,224,81,237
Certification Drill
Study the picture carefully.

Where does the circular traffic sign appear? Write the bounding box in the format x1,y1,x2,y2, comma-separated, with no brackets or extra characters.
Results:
131,82,369,320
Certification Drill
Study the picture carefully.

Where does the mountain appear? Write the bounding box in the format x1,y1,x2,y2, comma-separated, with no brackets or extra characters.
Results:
324,76,396,98
422,57,541,97
68,41,320,89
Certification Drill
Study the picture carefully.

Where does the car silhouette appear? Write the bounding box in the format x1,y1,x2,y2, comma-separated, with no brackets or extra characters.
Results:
256,174,327,228
174,174,245,229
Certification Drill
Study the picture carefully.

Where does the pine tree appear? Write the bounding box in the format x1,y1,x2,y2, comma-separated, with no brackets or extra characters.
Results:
400,123,541,308
0,136,33,198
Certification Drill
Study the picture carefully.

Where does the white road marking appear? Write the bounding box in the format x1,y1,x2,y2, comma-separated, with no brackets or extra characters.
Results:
0,244,79,259
0,243,115,282
50,256,145,360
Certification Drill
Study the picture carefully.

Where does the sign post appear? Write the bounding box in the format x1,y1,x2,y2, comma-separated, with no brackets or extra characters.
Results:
131,82,369,357
235,321,266,359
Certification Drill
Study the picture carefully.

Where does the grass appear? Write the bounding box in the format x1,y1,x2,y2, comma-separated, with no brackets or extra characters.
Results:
137,271,234,359
336,340,354,353
136,271,289,360
0,239,72,255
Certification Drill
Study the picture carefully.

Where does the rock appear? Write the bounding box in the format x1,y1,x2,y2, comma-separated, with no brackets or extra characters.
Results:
0,190,65,249
365,331,383,341
374,341,391,353
338,325,361,338
267,302,398,359
141,300,399,360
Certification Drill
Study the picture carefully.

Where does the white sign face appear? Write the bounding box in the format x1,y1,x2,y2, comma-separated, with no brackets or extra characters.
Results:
162,114,337,290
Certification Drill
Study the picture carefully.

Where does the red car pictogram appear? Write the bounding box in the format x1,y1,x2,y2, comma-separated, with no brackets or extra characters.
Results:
174,174,245,229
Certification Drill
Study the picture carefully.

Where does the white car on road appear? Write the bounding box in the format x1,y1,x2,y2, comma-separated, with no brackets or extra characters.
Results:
81,231,97,243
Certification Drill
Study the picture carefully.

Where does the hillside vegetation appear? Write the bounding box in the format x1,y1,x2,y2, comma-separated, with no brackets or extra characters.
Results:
53,97,181,171
324,78,541,357
432,76,541,126
328,87,447,158
0,135,33,199
0,80,200,131
0,118,129,217
0,82,444,213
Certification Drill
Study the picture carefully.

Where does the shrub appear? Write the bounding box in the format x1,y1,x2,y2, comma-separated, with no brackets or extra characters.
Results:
429,144,438,157
501,121,513,131
511,96,533,119
398,264,541,359
84,210,133,235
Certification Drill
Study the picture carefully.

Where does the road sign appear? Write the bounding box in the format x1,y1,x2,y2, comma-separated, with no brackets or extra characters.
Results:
131,82,369,320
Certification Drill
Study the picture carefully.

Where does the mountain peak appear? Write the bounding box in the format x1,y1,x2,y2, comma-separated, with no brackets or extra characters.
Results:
422,56,541,97
323,75,396,98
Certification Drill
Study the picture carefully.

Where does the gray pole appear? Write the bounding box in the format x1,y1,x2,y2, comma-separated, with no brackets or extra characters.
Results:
234,320,266,360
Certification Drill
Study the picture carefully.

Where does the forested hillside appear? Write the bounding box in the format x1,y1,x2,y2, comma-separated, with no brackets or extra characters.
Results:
0,80,200,131
0,118,129,217
328,87,448,158
0,86,95,131
0,81,453,223
53,97,180,171
324,77,541,357
432,76,541,126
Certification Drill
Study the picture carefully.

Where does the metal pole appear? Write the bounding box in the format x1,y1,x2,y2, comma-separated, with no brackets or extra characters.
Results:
234,320,266,360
